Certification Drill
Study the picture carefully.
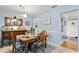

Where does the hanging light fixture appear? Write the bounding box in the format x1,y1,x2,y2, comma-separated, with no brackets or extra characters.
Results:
19,5,27,18
21,12,27,18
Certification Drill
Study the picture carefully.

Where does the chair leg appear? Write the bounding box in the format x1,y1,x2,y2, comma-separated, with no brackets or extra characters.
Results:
42,42,45,52
36,46,39,53
22,46,25,51
34,44,39,53
32,46,36,53
43,46,45,52
25,43,29,53
25,46,29,53
36,41,39,53
45,39,47,48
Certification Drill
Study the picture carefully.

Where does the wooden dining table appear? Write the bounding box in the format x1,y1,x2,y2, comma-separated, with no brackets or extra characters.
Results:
20,35,38,42
19,35,38,52
12,34,47,53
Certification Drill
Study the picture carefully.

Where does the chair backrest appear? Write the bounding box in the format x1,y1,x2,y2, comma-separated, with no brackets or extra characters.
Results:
39,31,47,41
42,31,47,36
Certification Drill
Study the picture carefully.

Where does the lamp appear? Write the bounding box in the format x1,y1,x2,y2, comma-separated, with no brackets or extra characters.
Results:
19,5,27,18
21,12,27,18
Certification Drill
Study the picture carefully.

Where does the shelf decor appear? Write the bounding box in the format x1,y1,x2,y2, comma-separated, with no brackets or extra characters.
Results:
5,16,22,26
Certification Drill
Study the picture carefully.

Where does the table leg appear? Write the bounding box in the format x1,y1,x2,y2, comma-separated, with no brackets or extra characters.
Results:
11,32,16,53
12,44,16,53
0,37,3,48
25,42,33,53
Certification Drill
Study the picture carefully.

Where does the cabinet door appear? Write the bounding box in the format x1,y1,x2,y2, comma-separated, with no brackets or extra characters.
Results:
2,32,11,39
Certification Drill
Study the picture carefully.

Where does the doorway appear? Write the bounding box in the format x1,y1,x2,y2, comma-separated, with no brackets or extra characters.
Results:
60,10,78,51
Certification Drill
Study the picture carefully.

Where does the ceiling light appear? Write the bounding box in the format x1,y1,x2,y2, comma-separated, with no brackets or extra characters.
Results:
19,5,27,18
21,13,27,18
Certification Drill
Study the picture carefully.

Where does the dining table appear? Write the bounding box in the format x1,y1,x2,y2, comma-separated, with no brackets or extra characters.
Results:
12,33,47,53
12,34,38,53
19,34,38,52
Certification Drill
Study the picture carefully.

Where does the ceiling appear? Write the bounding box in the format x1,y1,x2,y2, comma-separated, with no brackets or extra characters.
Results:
0,5,57,16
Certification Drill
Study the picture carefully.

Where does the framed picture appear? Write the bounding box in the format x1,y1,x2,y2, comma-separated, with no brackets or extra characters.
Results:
26,21,30,26
5,17,11,26
42,17,51,24
33,19,38,24
34,24,38,28
16,19,22,26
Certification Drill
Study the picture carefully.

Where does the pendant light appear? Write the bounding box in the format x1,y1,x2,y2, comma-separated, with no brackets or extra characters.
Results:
19,5,27,18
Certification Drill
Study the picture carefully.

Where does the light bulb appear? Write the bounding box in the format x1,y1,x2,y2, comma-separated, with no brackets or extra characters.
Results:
13,19,16,21
21,13,27,18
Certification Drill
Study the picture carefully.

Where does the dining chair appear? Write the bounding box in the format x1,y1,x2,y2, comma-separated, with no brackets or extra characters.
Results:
15,35,28,53
42,31,48,48
33,31,47,52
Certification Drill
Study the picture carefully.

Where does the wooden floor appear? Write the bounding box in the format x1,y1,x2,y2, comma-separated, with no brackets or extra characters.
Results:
60,38,78,51
0,44,76,53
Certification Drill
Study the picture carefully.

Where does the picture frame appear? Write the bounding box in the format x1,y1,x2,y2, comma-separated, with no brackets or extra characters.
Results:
42,17,51,24
26,21,30,26
33,19,38,24
5,17,11,26
16,19,22,26
34,24,38,28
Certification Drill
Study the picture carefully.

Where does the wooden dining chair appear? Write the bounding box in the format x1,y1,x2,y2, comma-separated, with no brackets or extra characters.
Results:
42,31,48,48
33,31,47,52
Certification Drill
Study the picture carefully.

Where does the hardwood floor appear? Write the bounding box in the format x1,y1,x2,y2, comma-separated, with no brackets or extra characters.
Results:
60,38,77,51
0,44,76,53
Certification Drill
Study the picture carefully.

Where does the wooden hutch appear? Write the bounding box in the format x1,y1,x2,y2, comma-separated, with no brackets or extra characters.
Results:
0,16,27,52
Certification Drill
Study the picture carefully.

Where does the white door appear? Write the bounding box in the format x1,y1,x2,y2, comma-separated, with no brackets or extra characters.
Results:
66,20,78,37
61,10,78,37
